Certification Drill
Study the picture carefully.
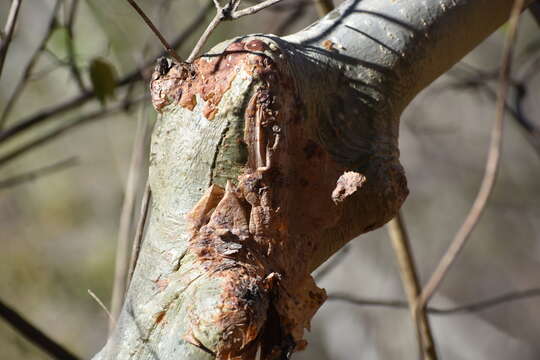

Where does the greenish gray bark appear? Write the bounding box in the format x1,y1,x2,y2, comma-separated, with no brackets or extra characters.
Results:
94,1,527,359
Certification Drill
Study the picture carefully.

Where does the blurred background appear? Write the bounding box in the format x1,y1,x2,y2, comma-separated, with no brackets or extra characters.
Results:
0,1,539,359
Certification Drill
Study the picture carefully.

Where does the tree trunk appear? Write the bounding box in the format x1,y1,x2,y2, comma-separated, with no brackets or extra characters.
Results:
94,0,526,359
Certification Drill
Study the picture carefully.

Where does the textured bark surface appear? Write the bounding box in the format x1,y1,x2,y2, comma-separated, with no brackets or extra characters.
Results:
94,0,527,359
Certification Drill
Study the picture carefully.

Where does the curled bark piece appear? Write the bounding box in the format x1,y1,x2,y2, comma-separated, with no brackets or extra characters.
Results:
332,171,366,204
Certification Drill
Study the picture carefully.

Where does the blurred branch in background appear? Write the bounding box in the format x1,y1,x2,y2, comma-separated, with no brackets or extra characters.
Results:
0,298,80,360
314,245,350,281
0,156,77,190
442,61,540,159
65,0,87,93
328,287,540,315
387,212,438,360
416,0,525,330
0,95,148,168
110,104,152,330
0,0,23,79
0,0,61,128
0,1,214,145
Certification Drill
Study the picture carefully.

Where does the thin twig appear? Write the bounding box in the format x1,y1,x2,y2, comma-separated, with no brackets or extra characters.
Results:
110,105,150,331
124,0,182,63
187,0,286,62
417,0,525,310
442,64,540,159
0,0,24,79
65,0,86,92
0,96,148,167
0,298,80,360
0,157,77,189
87,289,113,321
186,10,225,63
231,0,285,18
314,245,350,281
328,287,540,315
387,212,438,360
127,182,151,286
0,2,214,145
0,0,61,129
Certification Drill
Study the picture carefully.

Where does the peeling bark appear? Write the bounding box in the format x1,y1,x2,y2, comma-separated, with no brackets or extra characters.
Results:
94,0,528,359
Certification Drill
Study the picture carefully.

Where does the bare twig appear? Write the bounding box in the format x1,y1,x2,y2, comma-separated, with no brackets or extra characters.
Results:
186,8,225,63
328,287,540,315
244,0,310,12
0,157,77,190
313,0,334,17
65,0,86,92
187,0,286,62
388,212,437,360
0,96,148,167
417,0,525,311
0,0,24,79
442,64,540,159
231,0,285,18
87,289,113,322
124,0,182,63
0,0,61,128
0,298,80,360
314,245,350,281
0,2,214,145
110,105,151,331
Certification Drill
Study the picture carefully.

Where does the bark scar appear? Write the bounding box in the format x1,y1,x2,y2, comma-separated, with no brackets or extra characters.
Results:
332,171,366,204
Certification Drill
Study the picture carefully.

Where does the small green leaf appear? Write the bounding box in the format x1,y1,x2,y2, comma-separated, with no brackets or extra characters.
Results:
89,57,117,105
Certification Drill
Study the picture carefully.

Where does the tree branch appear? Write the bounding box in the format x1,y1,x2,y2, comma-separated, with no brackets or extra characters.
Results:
110,105,151,331
417,0,526,311
0,157,77,189
124,0,182,63
95,1,532,359
187,0,286,62
0,1,214,145
0,0,23,78
313,245,350,281
0,96,147,167
328,288,540,315
0,0,61,128
0,298,80,360
65,0,87,93
387,212,437,360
